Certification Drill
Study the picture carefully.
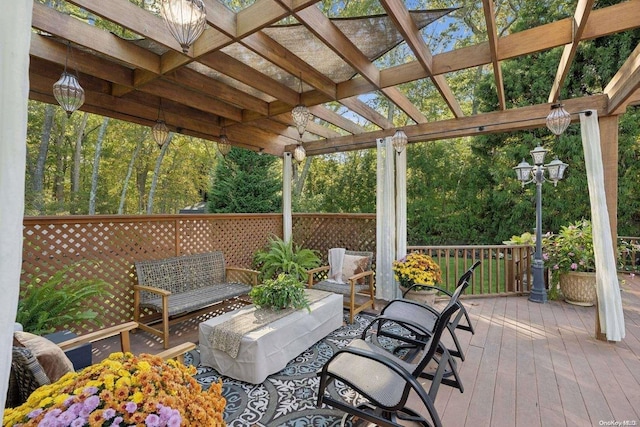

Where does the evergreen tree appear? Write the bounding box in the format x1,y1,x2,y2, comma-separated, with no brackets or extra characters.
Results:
207,148,281,213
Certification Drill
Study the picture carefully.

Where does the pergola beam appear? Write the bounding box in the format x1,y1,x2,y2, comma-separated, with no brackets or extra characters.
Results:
297,95,609,155
482,0,506,110
548,0,594,103
604,42,640,115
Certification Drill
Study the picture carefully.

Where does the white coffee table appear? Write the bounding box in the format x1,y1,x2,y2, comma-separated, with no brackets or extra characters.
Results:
199,291,343,384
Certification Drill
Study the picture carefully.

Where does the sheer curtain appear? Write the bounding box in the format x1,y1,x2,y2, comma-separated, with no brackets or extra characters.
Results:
396,147,407,267
0,0,32,412
580,110,625,341
376,137,398,300
282,152,292,243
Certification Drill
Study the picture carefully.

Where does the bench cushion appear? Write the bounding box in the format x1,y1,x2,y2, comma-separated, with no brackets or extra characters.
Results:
140,282,251,316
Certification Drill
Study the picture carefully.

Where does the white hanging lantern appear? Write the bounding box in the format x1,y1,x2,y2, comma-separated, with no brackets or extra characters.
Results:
391,129,408,153
152,120,169,147
292,104,310,137
161,0,207,53
53,72,85,118
293,145,306,163
546,103,571,136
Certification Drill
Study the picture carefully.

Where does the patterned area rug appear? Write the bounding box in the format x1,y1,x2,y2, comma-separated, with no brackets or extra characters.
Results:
184,312,376,426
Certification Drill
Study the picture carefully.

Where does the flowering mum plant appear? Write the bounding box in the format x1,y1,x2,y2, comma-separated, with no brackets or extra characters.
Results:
393,252,442,291
3,352,226,427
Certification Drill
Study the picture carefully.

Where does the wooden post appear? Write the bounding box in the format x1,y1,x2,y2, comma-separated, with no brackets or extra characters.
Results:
596,115,619,341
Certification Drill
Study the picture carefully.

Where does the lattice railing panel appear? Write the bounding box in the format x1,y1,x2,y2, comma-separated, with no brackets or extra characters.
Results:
293,214,377,263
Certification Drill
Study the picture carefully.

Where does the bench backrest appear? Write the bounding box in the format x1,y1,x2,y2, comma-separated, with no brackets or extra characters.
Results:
135,252,227,294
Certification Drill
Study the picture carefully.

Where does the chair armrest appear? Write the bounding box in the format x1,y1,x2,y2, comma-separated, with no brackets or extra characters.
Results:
307,265,330,286
347,270,374,284
155,342,196,363
57,321,138,353
133,285,171,296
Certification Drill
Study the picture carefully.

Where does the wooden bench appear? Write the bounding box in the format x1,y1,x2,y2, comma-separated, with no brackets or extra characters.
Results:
134,251,259,348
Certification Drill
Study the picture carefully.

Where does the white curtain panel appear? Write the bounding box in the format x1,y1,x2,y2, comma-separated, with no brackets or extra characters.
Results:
376,137,398,301
282,152,292,243
580,110,625,341
396,148,407,264
0,0,32,412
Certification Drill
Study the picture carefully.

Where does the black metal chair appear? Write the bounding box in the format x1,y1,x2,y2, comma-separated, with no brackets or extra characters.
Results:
375,260,480,362
316,279,468,427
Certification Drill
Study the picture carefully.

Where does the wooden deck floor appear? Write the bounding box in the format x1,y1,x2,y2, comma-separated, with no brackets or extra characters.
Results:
93,274,640,426
434,274,640,427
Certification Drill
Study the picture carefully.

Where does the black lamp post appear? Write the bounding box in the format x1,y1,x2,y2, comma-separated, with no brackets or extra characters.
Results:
513,104,570,303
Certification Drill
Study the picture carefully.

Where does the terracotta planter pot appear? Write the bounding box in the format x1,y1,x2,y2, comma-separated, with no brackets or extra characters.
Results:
559,271,597,306
400,286,438,306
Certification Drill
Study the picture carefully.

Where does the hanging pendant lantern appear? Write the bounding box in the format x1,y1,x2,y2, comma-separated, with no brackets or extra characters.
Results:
152,120,169,147
152,100,170,147
218,130,231,156
53,43,85,117
293,145,306,163
161,0,207,53
391,129,408,153
546,103,571,136
292,104,310,137
291,74,310,137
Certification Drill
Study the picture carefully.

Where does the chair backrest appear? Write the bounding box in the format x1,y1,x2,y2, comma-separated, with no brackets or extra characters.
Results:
411,274,471,376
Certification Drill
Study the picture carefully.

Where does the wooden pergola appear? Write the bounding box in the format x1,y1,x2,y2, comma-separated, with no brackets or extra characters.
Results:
28,0,640,239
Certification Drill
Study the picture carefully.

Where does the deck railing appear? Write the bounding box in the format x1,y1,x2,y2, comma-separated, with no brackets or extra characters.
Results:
19,214,638,333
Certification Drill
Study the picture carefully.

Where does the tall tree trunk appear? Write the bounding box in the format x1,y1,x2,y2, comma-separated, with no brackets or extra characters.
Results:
118,132,146,214
70,112,89,214
147,134,172,214
33,104,55,214
53,115,69,209
88,117,109,214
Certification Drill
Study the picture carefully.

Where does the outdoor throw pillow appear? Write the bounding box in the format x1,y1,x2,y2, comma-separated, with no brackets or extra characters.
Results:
341,254,369,284
14,331,74,382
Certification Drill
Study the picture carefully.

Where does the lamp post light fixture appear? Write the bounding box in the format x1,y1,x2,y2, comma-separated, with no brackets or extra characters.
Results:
161,0,207,54
391,129,408,153
514,145,568,303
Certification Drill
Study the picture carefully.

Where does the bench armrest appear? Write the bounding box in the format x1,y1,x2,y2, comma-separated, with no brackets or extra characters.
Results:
57,321,138,353
133,284,171,296
155,342,197,363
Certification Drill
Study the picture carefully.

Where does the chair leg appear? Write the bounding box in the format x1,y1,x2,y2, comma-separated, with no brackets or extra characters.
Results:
447,323,465,361
456,307,475,334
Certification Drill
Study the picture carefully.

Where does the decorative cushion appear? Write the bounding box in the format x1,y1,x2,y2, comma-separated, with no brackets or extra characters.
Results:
14,331,74,382
341,254,370,284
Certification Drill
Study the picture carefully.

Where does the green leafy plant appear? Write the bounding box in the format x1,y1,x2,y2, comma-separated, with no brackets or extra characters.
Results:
253,235,320,281
16,262,112,335
249,273,310,311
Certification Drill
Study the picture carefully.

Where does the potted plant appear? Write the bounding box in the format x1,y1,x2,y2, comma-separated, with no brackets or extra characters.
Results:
392,252,443,305
3,352,226,426
253,235,320,282
543,219,599,305
249,273,311,311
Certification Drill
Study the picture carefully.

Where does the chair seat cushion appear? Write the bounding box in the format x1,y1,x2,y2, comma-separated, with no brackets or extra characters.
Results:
140,282,251,316
313,280,370,295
